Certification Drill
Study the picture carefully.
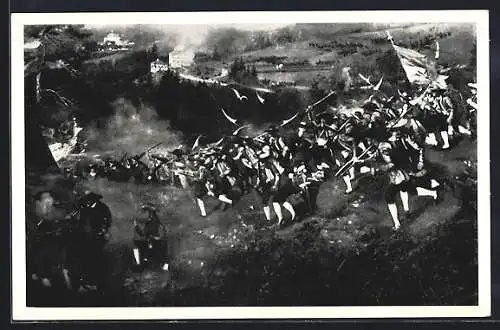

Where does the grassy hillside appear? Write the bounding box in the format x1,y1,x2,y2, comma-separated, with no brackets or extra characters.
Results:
228,22,476,88
240,22,474,64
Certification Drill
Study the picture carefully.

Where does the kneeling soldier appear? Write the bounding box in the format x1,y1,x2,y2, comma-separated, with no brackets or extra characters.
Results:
133,203,169,271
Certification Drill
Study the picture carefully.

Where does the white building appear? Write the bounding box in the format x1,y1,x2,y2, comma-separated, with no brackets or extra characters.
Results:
168,49,195,69
103,32,122,44
24,39,41,50
100,32,135,50
150,58,169,74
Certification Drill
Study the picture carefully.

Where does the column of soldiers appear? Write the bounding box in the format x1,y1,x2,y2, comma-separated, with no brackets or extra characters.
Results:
161,81,477,230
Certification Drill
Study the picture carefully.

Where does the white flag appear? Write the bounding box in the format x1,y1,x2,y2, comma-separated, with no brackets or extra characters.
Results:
393,45,430,85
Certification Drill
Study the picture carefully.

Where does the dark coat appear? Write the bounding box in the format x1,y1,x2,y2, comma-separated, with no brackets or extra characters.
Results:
77,201,112,236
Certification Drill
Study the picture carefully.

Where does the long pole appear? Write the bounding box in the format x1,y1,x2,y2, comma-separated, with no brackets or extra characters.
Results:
309,90,337,110
253,90,338,141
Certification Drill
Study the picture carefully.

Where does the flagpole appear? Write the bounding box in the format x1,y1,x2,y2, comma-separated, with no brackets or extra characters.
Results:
386,31,395,48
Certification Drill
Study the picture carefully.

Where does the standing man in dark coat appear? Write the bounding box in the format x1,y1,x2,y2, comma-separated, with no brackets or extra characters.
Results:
69,191,112,289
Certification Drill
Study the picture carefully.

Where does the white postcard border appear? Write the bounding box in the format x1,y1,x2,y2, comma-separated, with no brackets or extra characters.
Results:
11,10,491,321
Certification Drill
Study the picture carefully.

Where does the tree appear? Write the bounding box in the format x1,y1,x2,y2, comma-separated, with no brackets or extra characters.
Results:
229,58,259,85
148,43,159,62
468,40,477,81
25,25,94,107
251,65,258,78
24,25,95,169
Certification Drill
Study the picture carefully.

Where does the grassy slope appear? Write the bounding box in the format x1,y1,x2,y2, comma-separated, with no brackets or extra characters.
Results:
232,22,475,85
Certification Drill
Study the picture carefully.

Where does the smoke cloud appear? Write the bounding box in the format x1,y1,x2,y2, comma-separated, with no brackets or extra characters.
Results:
85,98,182,157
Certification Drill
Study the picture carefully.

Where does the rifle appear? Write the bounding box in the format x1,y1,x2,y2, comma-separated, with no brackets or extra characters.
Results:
151,153,173,164
308,90,337,111
119,152,128,163
335,142,378,177
134,142,163,160
334,104,416,178
253,91,338,141
325,117,353,143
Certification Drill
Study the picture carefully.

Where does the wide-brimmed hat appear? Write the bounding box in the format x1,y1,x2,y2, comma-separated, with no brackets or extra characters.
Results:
80,191,103,204
140,202,157,212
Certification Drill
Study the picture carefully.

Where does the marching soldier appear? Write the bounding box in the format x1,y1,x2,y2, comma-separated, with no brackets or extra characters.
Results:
377,127,413,230
271,171,303,225
193,162,210,217
421,85,454,149
171,146,191,189
266,125,289,162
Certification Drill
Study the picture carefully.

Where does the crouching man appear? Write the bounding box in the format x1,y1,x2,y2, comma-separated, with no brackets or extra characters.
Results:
132,203,169,271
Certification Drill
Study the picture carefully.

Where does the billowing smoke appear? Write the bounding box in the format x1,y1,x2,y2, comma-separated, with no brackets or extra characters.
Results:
85,98,182,157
